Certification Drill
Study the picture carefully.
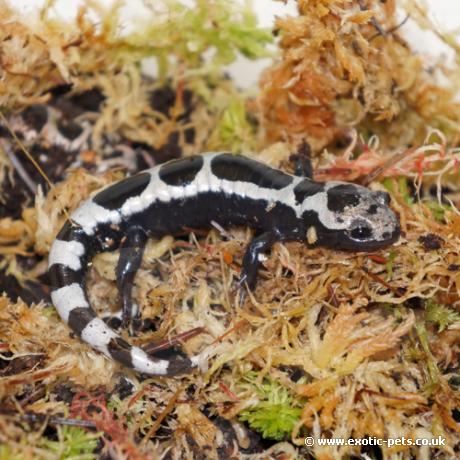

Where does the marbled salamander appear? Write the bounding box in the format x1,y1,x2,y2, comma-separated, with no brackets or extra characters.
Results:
48,152,400,376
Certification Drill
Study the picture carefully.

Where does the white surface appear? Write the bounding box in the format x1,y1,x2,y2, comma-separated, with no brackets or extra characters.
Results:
51,284,89,323
48,239,85,270
7,0,460,88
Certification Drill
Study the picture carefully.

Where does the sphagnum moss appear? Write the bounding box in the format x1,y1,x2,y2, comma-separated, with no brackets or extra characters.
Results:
0,1,460,459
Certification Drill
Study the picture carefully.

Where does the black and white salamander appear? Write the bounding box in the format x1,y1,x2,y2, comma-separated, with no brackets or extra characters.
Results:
48,152,400,376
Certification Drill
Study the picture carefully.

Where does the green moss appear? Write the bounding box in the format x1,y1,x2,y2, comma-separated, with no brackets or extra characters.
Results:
216,98,254,152
423,200,450,223
41,426,100,460
121,0,272,78
0,446,17,460
398,177,414,205
415,322,440,393
425,300,460,332
383,177,413,205
238,373,302,441
386,249,397,280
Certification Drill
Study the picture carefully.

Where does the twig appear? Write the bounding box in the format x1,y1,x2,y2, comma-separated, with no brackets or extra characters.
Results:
142,327,205,355
2,143,37,195
210,320,246,345
361,266,401,296
141,385,184,444
369,13,411,41
0,112,52,191
358,0,386,37
361,148,415,186
385,13,411,36
0,408,97,429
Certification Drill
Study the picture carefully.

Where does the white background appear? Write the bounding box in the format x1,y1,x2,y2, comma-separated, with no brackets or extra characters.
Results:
8,0,460,88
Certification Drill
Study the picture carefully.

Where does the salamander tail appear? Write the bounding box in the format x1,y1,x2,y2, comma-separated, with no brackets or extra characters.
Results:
48,222,200,376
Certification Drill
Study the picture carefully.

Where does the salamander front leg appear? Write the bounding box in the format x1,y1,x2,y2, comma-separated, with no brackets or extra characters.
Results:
239,231,277,291
116,226,148,328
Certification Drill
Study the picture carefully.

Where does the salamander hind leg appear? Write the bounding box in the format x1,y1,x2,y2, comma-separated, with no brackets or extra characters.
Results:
115,225,148,328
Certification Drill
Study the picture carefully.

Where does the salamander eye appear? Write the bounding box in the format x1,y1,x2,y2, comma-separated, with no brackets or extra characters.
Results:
350,225,372,240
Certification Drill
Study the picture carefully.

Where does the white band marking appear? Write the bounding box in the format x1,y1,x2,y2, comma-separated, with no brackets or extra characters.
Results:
51,283,89,323
48,239,85,270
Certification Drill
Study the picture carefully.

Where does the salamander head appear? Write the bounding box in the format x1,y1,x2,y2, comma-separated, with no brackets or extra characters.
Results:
301,183,400,251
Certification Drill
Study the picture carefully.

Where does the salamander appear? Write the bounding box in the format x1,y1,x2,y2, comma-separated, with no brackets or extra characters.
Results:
48,152,400,376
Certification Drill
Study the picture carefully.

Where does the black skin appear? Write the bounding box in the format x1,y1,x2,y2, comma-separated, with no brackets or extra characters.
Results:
237,154,313,291
294,158,313,179
116,226,148,328
115,155,312,325
238,230,278,290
